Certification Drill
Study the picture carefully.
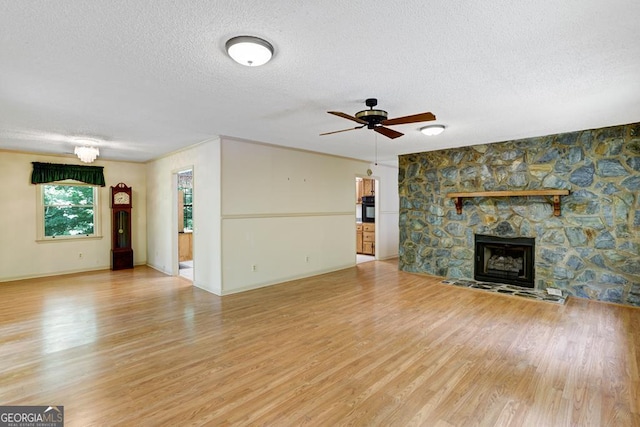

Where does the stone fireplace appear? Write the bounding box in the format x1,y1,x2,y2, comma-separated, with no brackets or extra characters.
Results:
398,121,640,307
474,234,535,288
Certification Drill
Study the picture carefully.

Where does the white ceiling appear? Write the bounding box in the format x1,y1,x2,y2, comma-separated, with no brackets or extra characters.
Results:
1,1,639,164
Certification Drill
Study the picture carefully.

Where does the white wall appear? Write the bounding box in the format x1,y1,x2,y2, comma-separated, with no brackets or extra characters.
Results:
145,139,222,294
368,163,400,260
220,138,374,294
0,151,146,281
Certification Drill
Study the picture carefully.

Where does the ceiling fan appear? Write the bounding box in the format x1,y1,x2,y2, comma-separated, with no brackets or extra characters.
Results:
320,98,436,139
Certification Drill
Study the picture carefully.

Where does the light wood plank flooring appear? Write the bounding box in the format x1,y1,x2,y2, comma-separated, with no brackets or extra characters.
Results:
1,261,639,426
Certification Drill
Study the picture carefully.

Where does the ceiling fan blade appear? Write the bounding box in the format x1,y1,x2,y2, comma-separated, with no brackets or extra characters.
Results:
374,126,404,139
328,111,368,125
382,112,436,126
320,125,365,136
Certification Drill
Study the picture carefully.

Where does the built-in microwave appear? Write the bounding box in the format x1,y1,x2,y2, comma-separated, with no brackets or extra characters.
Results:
362,196,375,223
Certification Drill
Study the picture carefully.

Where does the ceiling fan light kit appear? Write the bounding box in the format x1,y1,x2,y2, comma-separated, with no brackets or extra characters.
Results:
321,98,436,139
225,36,274,66
355,98,388,127
420,124,446,136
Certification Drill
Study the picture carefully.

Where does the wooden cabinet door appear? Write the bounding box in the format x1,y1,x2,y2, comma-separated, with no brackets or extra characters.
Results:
362,222,376,255
179,233,192,261
178,190,184,232
363,230,375,255
363,178,374,196
362,241,374,255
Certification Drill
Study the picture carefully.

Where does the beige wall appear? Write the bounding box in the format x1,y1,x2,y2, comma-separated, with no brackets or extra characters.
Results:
147,137,400,295
2,138,400,293
0,150,146,281
146,139,222,294
220,138,367,293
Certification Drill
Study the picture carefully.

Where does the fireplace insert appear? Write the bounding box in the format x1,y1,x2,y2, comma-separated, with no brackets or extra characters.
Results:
474,234,535,288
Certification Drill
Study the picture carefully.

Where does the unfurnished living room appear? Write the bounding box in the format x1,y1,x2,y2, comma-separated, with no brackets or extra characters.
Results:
1,2,639,426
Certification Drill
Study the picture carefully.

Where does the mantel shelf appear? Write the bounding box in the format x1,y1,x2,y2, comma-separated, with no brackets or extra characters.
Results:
446,190,570,216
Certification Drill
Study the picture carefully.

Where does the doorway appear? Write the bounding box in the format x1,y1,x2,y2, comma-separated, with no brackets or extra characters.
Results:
177,169,194,280
356,176,376,264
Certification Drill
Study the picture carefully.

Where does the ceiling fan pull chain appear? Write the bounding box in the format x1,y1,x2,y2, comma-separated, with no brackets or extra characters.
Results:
375,133,378,166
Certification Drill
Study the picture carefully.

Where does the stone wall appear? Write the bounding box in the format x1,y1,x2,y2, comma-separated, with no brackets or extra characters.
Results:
398,122,640,307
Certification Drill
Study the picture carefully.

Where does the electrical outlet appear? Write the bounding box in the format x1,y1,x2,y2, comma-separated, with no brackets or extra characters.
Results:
547,287,563,296
78,252,83,259
305,256,310,263
251,264,257,272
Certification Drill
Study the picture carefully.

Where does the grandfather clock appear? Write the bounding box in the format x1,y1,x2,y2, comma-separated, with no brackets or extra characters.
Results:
110,183,134,270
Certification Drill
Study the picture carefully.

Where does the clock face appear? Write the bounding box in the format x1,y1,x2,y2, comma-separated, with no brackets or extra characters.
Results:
114,191,130,205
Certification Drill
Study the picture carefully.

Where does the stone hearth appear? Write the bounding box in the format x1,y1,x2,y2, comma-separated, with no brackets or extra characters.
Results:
441,279,567,304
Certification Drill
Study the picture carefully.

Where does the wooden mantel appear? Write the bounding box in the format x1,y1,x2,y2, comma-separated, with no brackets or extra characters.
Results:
446,190,571,216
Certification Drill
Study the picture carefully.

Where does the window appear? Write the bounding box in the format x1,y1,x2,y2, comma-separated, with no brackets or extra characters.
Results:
177,169,193,232
182,188,193,231
37,182,101,240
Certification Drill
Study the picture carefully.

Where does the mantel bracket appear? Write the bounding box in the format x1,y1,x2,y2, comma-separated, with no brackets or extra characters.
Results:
553,195,561,216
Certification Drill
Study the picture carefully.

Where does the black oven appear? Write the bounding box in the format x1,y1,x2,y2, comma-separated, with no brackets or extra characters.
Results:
362,196,375,223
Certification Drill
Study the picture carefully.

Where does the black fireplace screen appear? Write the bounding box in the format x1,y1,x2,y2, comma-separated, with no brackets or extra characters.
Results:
474,234,535,288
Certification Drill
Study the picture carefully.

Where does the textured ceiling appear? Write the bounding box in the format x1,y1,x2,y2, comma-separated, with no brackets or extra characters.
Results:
1,1,639,164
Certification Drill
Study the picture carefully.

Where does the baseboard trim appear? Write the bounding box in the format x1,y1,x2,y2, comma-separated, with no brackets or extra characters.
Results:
220,263,355,296
146,263,172,276
0,262,148,283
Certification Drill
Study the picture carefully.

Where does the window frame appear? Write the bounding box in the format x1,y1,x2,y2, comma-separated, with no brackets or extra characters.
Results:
36,180,103,241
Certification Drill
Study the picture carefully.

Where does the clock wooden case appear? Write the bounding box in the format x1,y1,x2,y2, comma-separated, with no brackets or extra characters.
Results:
110,183,134,270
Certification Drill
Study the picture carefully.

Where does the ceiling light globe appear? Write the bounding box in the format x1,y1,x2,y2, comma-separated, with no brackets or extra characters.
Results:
226,36,274,67
420,124,446,136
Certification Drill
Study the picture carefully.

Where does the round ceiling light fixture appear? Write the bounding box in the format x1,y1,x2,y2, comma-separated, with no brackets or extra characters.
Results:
420,124,446,136
225,36,274,67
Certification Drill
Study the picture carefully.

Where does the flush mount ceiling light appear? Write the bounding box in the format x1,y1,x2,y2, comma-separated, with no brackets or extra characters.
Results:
420,124,446,136
74,146,100,163
225,36,274,66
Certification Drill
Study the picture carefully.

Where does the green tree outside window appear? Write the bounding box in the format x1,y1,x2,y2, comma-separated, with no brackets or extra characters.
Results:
181,188,193,230
43,184,96,237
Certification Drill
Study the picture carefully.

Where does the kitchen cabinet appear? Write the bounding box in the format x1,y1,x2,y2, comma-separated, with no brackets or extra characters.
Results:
356,178,375,203
357,223,375,256
362,223,375,255
179,232,192,261
362,241,374,255
178,191,185,232
363,178,374,198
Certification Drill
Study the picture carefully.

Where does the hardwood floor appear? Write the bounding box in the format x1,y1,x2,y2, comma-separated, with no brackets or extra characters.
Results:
1,261,639,426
